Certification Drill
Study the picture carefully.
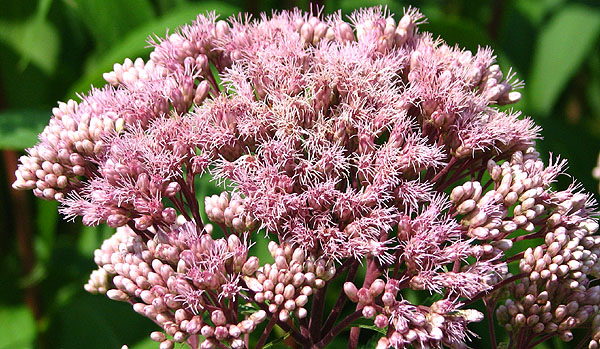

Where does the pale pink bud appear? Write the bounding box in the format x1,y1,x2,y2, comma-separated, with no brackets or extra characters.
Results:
375,314,388,328
369,279,385,297
344,282,359,302
159,340,174,349
362,305,376,319
150,331,166,342
211,310,227,326
107,289,129,301
242,257,260,275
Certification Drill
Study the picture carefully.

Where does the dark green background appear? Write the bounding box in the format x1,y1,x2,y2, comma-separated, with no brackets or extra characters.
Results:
1,0,599,348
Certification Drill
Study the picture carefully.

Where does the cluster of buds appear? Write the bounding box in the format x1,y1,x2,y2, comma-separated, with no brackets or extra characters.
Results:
204,192,256,233
344,278,484,348
495,188,600,346
244,241,335,321
451,148,551,242
497,279,600,342
343,279,385,319
12,98,121,200
103,57,168,86
12,69,195,201
86,222,268,348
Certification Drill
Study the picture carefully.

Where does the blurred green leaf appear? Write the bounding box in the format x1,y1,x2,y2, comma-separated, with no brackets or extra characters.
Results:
513,0,566,26
358,333,383,349
0,108,50,150
50,294,154,348
34,200,59,264
129,336,158,349
528,4,600,116
68,2,241,97
423,16,492,52
337,0,403,18
78,225,114,257
263,331,291,348
0,305,36,349
0,18,59,74
72,0,155,49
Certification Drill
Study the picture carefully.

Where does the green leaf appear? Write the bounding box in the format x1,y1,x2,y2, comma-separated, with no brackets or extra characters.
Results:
70,0,155,49
528,4,600,116
513,0,566,26
34,199,59,264
422,16,493,53
68,2,241,98
78,225,114,257
0,305,36,349
0,108,50,150
353,322,386,335
263,331,291,348
129,336,158,349
358,333,383,349
49,294,155,348
0,18,60,74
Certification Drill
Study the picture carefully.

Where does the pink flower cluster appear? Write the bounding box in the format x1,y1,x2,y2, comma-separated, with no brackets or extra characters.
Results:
14,6,600,349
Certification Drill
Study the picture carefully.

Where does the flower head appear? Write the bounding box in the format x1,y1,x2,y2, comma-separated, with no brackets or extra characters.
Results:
16,5,600,348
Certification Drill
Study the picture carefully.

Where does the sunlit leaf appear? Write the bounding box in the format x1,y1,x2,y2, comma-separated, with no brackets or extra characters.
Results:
513,0,566,26
78,225,114,257
129,336,157,349
0,109,50,150
68,2,241,98
263,332,291,348
50,294,155,348
0,18,59,74
528,4,600,115
70,0,155,49
0,305,36,349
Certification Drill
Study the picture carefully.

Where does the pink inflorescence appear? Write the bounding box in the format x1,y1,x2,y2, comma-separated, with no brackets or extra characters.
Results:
14,6,600,349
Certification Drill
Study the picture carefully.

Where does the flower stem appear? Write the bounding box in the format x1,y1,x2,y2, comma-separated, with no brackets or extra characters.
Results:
485,299,498,349
239,291,307,344
309,283,328,342
256,308,280,348
320,260,359,337
314,310,363,348
462,273,526,307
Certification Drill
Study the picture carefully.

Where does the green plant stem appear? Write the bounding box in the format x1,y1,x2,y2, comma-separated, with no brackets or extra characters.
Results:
3,150,41,320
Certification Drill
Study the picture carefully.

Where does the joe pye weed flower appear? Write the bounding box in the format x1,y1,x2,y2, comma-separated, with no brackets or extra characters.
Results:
13,5,600,349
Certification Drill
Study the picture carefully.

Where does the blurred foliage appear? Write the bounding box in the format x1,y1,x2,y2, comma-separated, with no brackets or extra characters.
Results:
1,0,599,348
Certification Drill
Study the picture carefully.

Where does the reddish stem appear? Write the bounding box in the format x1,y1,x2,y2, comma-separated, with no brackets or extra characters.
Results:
309,283,328,342
314,310,363,348
462,273,526,307
320,260,359,337
3,150,42,320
